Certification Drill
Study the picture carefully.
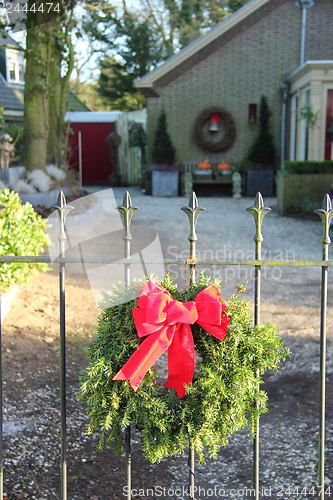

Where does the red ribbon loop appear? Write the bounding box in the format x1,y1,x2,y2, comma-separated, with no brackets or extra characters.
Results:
211,113,220,124
113,280,230,398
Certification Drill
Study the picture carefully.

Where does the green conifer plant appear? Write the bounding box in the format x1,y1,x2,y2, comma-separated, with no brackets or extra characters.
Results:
151,109,176,166
247,95,276,168
78,272,290,464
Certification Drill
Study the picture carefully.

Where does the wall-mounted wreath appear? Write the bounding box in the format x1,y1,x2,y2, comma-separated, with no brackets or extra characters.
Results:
78,272,289,464
194,106,236,152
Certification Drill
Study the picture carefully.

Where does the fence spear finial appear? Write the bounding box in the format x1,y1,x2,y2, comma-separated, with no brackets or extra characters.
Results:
315,193,333,251
53,191,74,246
117,191,139,242
247,192,271,247
181,191,205,243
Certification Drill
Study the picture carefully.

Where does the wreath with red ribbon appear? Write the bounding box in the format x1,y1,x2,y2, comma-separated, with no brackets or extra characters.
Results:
194,106,237,153
79,273,289,464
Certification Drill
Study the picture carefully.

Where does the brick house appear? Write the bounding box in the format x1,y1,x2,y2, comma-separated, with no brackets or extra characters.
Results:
135,0,333,172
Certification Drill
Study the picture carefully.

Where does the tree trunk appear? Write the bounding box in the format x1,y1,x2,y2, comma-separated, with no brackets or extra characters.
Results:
23,7,50,172
47,22,62,165
24,0,75,171
47,6,75,167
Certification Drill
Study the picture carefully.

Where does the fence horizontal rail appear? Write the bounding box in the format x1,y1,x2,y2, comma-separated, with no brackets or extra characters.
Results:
0,255,333,267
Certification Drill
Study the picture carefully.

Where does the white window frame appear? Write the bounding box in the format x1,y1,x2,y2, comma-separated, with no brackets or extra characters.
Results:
18,63,25,83
299,86,311,161
6,49,25,85
289,92,299,160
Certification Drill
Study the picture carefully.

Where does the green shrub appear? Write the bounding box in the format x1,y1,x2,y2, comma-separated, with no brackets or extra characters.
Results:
282,161,333,174
151,109,176,165
247,95,276,167
0,189,50,291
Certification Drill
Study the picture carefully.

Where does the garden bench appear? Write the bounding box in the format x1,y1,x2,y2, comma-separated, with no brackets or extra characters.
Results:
181,161,233,197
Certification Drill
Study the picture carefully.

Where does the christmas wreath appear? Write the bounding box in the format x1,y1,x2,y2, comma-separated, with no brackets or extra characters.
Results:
194,106,236,153
78,273,289,464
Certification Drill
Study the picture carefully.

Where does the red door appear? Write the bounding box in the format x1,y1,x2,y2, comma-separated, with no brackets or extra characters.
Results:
67,122,116,185
325,90,333,160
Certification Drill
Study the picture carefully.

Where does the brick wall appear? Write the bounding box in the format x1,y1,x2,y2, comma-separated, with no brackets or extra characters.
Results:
146,0,332,167
306,0,333,61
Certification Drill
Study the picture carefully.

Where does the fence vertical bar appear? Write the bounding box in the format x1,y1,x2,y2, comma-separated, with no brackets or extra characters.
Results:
0,204,5,500
118,191,138,500
0,291,3,500
54,192,73,500
182,192,205,500
314,194,333,500
247,193,271,500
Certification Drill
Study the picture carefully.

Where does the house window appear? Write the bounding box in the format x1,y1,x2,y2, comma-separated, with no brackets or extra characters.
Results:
6,50,25,85
9,61,16,81
325,89,333,160
290,93,298,160
19,63,25,82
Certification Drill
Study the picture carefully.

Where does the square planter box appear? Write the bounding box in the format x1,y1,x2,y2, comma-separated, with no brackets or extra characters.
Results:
152,171,179,196
19,188,69,208
0,166,26,187
276,171,333,215
246,170,275,197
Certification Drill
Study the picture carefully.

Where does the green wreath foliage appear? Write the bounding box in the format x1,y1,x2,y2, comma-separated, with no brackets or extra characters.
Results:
78,272,290,464
194,106,236,152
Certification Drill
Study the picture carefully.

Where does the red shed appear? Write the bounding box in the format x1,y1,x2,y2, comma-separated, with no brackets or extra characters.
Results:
65,111,122,186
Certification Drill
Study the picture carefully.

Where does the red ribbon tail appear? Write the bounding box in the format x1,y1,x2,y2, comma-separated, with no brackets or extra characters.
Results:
113,326,175,391
164,324,195,398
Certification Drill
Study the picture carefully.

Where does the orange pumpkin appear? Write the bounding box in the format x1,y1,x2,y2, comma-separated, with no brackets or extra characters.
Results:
197,162,212,170
217,163,230,171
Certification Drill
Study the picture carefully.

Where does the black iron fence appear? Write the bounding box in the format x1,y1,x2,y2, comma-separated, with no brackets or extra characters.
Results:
0,190,332,500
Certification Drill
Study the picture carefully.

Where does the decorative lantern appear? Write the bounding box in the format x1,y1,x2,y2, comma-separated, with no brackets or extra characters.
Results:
209,113,220,132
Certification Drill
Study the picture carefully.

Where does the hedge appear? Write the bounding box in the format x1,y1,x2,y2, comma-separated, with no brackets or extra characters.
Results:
281,161,333,174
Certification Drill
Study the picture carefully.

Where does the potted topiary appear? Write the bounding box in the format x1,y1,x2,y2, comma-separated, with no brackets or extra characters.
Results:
246,95,276,196
149,109,180,196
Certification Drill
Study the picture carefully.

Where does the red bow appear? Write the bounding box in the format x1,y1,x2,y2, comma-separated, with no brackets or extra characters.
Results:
113,280,229,398
211,113,220,124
